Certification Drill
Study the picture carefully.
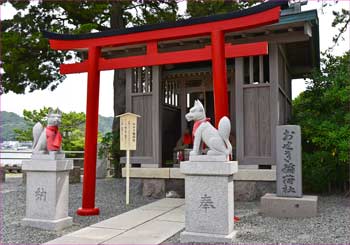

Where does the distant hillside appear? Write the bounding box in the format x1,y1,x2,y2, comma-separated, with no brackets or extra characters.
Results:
0,111,113,141
0,111,28,141
98,115,113,134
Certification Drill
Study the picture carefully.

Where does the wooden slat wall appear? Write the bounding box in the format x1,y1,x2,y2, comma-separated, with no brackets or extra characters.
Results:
125,67,161,166
258,86,271,157
152,66,162,166
243,87,259,156
243,85,271,157
132,94,153,157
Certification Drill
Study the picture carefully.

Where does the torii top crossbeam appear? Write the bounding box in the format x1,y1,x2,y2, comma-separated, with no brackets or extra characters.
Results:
43,0,288,216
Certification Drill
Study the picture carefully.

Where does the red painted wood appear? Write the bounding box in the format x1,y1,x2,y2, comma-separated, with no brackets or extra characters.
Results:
60,42,268,74
76,46,100,216
49,7,280,50
211,30,228,127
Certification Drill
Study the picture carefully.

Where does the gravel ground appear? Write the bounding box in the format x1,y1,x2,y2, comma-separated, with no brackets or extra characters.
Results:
1,175,350,244
163,195,350,244
0,174,156,245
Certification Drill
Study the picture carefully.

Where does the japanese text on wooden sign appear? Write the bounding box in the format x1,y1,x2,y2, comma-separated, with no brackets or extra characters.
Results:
119,114,138,151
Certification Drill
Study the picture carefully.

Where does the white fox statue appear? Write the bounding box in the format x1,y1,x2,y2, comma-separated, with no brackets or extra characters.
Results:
32,109,63,154
185,100,232,158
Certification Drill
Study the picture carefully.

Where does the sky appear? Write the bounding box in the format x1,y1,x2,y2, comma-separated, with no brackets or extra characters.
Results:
0,0,349,117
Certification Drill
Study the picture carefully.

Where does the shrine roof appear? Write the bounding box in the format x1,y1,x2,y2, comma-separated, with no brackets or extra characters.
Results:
43,0,288,41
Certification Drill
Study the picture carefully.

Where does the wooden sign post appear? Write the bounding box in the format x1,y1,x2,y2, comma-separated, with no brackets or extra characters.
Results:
116,112,141,205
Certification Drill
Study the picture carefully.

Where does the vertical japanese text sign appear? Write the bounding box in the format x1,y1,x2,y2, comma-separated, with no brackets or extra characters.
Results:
116,112,141,205
118,113,140,151
276,125,302,198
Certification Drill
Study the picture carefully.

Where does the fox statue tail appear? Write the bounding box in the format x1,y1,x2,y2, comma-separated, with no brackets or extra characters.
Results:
32,122,44,150
218,116,232,156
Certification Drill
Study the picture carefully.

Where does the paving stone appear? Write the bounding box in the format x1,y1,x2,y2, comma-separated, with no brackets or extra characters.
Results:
139,197,184,211
102,220,184,244
155,206,185,223
67,227,124,241
91,209,167,230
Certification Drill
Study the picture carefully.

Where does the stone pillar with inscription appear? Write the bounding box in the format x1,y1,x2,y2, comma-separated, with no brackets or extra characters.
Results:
180,155,238,243
22,152,73,230
260,125,318,217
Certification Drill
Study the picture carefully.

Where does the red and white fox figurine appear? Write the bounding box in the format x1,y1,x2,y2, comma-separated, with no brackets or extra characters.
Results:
185,100,232,158
32,109,63,153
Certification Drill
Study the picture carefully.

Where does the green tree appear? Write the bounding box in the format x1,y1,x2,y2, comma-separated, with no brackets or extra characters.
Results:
14,107,87,151
186,0,255,17
1,0,179,176
292,52,350,192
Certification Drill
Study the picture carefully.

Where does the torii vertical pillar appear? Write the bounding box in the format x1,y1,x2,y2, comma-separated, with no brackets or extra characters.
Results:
211,30,229,127
77,46,100,216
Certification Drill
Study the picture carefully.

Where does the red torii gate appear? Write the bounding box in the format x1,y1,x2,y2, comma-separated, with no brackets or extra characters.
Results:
44,1,287,216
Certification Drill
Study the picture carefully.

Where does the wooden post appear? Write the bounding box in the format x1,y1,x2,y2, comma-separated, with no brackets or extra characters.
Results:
211,30,229,127
117,112,141,205
126,149,130,205
77,46,101,216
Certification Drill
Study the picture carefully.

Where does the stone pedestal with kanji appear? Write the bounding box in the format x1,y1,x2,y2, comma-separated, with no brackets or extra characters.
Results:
22,152,73,230
180,156,238,243
260,125,318,217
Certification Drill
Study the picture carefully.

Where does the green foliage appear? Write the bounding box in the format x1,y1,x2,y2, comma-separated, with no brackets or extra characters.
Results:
292,52,350,192
186,0,256,17
331,8,350,48
13,107,86,151
0,1,179,94
0,111,28,141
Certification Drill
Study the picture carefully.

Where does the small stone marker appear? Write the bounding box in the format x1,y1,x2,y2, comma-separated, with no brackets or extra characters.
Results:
276,125,302,197
116,112,141,205
260,125,318,218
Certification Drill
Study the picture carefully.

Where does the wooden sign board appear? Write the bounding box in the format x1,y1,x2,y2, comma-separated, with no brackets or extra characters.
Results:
116,112,141,151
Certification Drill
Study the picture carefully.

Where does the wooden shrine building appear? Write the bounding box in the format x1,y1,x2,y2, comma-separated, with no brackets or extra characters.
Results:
44,0,319,215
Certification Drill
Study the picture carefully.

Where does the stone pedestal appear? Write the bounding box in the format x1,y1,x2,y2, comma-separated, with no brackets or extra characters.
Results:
22,153,73,231
260,125,318,218
180,156,238,243
261,193,318,217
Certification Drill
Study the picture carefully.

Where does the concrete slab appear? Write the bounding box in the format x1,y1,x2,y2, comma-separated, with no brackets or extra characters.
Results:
169,168,185,179
260,193,318,217
139,198,184,211
181,230,237,243
102,220,184,245
91,209,166,230
123,167,276,181
66,227,124,241
44,235,102,244
122,168,170,178
155,206,185,223
44,227,124,244
235,169,276,181
44,198,185,245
